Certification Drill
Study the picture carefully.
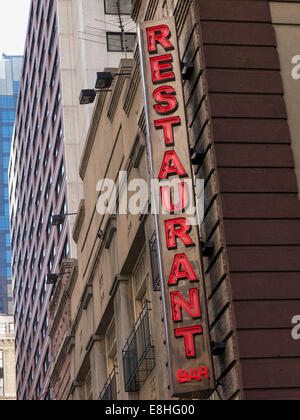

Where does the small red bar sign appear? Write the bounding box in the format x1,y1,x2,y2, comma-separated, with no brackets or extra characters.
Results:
138,17,215,398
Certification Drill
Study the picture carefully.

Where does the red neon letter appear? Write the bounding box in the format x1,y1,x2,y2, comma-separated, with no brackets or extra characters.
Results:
155,117,181,146
168,253,198,285
188,369,198,382
158,151,187,180
150,55,175,84
177,370,188,384
165,218,194,249
161,182,189,214
175,326,202,359
147,25,174,54
198,367,210,380
153,86,178,114
171,289,201,322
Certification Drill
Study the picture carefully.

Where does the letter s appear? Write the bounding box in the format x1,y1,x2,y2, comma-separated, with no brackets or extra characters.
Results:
291,56,300,80
153,86,178,114
291,315,300,340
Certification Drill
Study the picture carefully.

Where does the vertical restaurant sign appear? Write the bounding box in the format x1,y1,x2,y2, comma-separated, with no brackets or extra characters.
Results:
138,17,215,398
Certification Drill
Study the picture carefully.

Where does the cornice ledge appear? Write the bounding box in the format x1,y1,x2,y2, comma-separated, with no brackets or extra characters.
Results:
174,0,192,35
132,0,142,22
107,60,134,123
123,48,140,117
103,215,117,250
79,90,108,180
109,274,129,298
85,333,103,354
80,284,93,310
72,199,85,243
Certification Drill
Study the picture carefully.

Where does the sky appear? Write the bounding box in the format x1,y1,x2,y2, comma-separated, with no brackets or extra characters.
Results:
0,0,31,56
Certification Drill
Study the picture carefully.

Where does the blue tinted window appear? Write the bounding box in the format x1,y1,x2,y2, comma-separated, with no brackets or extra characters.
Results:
0,96,14,108
13,81,20,95
1,111,15,122
1,124,13,138
2,141,11,153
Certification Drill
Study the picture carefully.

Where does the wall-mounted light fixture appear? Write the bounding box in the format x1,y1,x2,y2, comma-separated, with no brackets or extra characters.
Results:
191,147,206,166
211,341,226,357
79,89,97,105
201,241,215,257
79,71,131,105
95,72,114,90
46,272,69,285
51,212,78,227
181,62,195,80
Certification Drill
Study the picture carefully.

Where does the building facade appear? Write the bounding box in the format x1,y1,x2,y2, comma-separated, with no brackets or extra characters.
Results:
67,0,300,401
0,315,16,400
9,0,135,401
0,54,22,316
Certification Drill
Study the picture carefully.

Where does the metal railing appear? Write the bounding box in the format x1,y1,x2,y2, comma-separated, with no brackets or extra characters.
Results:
122,301,155,393
99,366,118,401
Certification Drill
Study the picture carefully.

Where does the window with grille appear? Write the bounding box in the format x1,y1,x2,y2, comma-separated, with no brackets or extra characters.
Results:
106,32,136,52
104,0,132,15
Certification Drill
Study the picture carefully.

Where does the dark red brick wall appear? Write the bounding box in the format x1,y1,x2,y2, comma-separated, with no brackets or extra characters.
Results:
195,0,300,400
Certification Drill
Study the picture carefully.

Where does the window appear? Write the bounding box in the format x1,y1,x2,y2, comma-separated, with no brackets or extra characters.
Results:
132,247,150,317
27,338,32,359
28,368,33,388
34,345,40,367
28,189,33,216
36,181,42,209
22,364,26,381
50,51,59,89
32,279,37,304
52,87,61,126
39,246,45,273
43,347,50,375
40,279,47,307
54,122,62,158
39,41,46,76
104,0,132,15
55,162,64,199
47,0,54,27
60,238,69,266
48,17,57,57
83,371,93,400
48,243,56,272
36,376,42,399
26,312,31,329
40,74,47,106
37,215,44,240
44,139,50,170
42,103,49,136
0,351,3,396
44,174,52,204
29,220,35,242
33,313,39,334
105,319,117,375
106,32,136,52
41,316,48,340
35,149,41,178
37,12,44,46
46,206,53,239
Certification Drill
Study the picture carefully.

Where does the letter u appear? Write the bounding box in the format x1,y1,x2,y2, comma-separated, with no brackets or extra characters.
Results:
161,181,189,214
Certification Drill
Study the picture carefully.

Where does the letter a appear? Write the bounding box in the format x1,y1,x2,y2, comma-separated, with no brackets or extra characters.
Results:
158,151,187,180
168,253,198,285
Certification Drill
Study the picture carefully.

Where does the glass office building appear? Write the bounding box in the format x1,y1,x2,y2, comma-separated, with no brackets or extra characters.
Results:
0,54,22,315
